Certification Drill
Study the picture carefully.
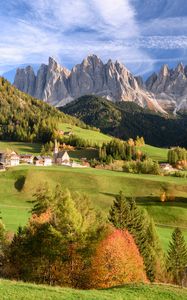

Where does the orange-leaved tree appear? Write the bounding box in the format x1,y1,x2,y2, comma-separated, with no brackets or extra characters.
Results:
89,228,147,288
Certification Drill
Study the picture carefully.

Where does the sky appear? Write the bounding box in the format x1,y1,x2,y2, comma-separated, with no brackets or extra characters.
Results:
1,0,187,80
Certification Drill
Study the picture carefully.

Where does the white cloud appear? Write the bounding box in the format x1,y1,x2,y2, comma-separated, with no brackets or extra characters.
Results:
0,0,152,75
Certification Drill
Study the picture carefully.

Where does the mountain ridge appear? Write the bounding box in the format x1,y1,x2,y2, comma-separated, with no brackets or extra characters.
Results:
146,62,187,113
13,55,166,114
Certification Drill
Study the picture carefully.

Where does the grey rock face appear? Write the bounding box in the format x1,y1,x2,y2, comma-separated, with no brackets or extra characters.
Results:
14,66,36,96
14,55,166,113
146,63,187,112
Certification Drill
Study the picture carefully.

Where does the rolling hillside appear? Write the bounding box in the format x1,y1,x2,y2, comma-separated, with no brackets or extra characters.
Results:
1,279,187,300
0,165,187,250
59,123,112,146
0,77,87,143
60,95,187,147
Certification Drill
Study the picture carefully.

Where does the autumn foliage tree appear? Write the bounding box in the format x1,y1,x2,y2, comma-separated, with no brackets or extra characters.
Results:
89,228,147,288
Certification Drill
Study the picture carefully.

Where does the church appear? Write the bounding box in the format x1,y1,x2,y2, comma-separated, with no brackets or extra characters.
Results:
53,140,71,166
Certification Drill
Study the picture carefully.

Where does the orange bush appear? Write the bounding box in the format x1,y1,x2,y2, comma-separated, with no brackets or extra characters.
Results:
90,229,147,288
29,208,52,225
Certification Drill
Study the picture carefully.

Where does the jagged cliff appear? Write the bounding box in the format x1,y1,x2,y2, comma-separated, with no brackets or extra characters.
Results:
146,63,187,113
14,55,166,113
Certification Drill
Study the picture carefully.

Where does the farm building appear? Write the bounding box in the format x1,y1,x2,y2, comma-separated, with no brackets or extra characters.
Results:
43,156,52,166
33,156,52,166
0,151,20,166
20,154,34,164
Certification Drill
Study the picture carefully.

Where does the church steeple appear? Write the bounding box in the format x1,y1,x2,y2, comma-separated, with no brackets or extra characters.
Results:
54,139,58,154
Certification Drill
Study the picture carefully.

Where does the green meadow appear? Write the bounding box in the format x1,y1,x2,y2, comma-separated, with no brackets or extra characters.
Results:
0,279,187,300
137,144,168,162
59,123,112,145
0,165,187,250
0,141,41,154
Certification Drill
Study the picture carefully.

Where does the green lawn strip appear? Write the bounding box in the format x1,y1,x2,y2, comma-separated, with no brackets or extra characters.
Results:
59,123,112,145
0,141,41,154
0,280,187,300
137,144,168,162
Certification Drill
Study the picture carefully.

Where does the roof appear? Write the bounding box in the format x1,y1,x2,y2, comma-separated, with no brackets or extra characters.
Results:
20,154,34,158
56,151,69,159
34,156,43,160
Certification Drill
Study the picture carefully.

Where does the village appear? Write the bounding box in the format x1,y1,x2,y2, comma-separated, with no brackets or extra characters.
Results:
0,141,89,171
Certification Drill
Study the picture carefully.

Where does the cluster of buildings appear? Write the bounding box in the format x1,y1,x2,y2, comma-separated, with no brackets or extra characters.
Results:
0,142,89,170
0,148,71,170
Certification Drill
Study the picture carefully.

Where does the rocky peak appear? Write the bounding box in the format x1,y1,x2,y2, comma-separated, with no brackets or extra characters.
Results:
86,54,103,66
14,66,36,96
115,60,129,75
48,57,58,69
25,65,35,74
48,57,70,78
175,62,184,74
146,62,187,113
159,64,170,77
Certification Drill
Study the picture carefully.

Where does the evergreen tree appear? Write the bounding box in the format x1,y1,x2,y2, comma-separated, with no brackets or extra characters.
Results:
109,193,165,282
108,192,131,229
54,188,82,242
31,182,53,216
167,228,187,285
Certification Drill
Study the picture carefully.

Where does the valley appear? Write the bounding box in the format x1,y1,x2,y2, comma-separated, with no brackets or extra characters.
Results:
1,0,187,297
0,162,187,250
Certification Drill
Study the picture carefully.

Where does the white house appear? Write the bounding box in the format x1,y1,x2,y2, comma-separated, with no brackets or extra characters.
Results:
7,151,20,166
33,156,52,166
43,156,52,166
33,156,44,166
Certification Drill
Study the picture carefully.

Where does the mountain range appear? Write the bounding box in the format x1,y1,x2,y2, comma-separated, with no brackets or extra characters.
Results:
13,54,187,114
146,63,187,113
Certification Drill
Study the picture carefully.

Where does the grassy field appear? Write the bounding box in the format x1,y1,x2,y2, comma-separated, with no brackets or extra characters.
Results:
0,165,187,250
137,144,168,162
1,279,187,300
0,141,41,154
59,123,112,145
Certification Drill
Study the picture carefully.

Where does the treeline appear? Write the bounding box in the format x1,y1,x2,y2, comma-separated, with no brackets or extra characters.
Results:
123,159,160,175
0,77,88,143
168,147,187,168
99,138,145,162
0,186,186,288
98,138,161,175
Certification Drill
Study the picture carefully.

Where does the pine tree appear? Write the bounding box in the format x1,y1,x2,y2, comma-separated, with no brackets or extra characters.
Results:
54,188,82,242
167,228,187,285
109,193,165,282
0,212,5,256
31,182,53,216
108,192,131,229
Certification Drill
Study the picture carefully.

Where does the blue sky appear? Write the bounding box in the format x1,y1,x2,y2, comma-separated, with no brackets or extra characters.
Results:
1,0,187,79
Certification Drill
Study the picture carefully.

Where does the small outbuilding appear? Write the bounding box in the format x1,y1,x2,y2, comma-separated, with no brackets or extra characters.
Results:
20,154,34,164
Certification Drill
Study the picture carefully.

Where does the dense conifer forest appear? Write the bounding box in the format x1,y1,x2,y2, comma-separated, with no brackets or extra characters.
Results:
0,78,85,143
60,95,187,147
